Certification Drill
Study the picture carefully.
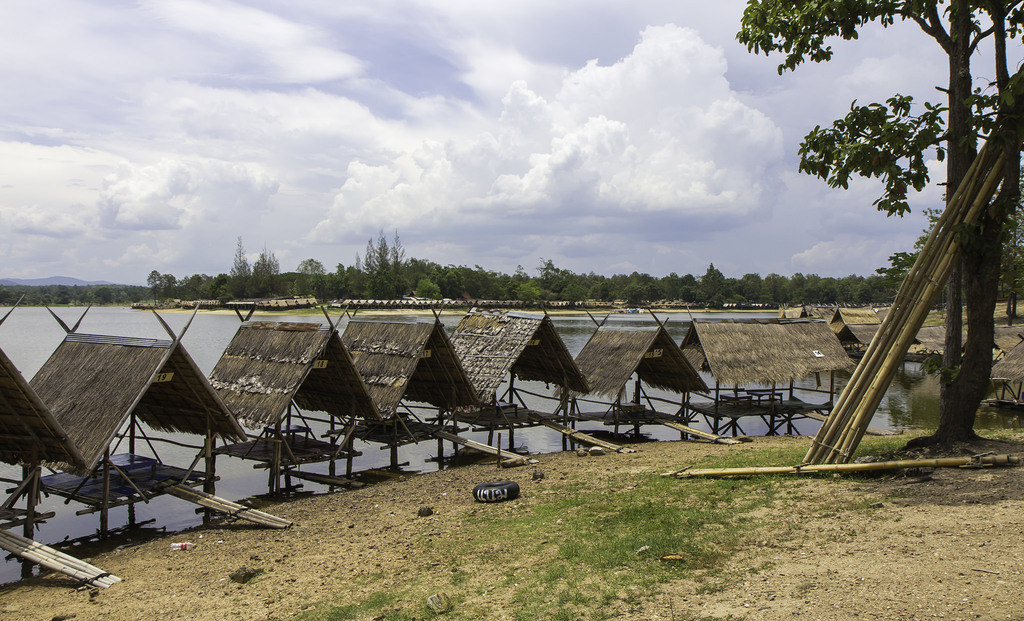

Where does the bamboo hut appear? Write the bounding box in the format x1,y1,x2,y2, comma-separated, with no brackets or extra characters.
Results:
210,320,380,492
993,326,1024,359
448,309,589,448
570,321,708,438
0,319,124,586
28,311,289,535
987,336,1024,408
0,339,86,527
778,306,809,319
681,319,854,436
341,319,479,469
830,308,882,352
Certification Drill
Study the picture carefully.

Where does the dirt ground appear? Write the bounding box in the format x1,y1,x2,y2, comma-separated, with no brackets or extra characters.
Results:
1,433,1023,621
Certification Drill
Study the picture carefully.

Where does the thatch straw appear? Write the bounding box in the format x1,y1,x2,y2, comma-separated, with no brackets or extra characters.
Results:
680,319,853,387
31,333,245,470
209,321,379,428
910,325,949,354
992,338,1024,381
0,345,87,473
778,308,802,319
992,326,1024,356
836,323,882,348
574,325,707,398
342,320,478,417
830,308,881,328
449,310,589,399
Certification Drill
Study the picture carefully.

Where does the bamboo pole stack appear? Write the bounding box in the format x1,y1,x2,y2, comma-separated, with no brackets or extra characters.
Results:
806,140,1009,464
0,529,122,588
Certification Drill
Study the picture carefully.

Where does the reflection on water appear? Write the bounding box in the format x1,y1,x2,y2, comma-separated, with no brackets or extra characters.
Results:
0,306,1018,584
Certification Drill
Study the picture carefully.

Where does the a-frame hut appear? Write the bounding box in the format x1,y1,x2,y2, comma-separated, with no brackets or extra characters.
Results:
571,320,709,439
778,306,809,319
342,318,480,469
448,309,589,448
681,318,854,436
986,335,1024,409
0,305,123,586
210,319,379,492
830,307,882,352
30,310,289,534
0,345,124,587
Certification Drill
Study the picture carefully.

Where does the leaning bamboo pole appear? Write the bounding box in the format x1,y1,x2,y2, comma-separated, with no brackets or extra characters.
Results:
805,141,1008,464
806,153,989,463
831,150,1007,460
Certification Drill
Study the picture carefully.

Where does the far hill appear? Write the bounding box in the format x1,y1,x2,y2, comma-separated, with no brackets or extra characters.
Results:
0,276,119,287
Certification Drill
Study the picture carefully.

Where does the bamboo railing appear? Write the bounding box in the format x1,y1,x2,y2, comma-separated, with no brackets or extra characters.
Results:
806,140,1008,464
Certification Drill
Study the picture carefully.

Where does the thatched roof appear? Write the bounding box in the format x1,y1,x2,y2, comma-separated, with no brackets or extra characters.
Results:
574,325,707,398
830,308,882,345
342,320,478,417
778,306,808,319
0,345,87,472
992,337,1024,381
835,323,880,347
31,333,246,470
993,326,1024,355
681,319,854,386
830,307,880,332
209,321,379,428
449,310,589,399
911,325,947,353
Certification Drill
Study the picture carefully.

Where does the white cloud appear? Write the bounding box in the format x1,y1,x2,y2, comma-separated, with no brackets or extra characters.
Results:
144,0,363,83
311,24,783,257
0,1,984,282
97,159,278,231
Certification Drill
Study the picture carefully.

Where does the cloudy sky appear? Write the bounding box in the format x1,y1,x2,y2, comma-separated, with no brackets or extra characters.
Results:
0,1,990,285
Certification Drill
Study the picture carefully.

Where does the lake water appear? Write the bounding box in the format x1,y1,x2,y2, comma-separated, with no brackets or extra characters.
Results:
0,306,1017,584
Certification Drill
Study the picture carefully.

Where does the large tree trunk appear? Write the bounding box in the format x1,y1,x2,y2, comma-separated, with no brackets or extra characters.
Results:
918,2,1022,447
927,0,977,445
930,214,1001,442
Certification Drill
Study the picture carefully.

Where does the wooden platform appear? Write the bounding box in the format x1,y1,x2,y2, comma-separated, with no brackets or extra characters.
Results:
355,419,442,447
0,529,121,588
452,403,543,429
40,454,205,509
573,406,670,426
981,398,1024,412
572,405,748,443
686,400,827,437
0,507,56,530
214,434,360,466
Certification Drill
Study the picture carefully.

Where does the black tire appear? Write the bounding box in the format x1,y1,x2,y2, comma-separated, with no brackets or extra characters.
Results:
473,481,520,503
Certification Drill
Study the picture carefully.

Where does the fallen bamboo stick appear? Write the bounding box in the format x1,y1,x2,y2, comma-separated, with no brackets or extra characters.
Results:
664,454,1020,478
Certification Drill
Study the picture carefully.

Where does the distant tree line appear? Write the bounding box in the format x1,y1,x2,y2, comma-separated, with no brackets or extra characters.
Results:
0,283,150,307
130,231,898,307
1,230,911,308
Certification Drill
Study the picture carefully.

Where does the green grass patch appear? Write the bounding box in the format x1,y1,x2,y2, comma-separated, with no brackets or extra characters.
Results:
297,435,935,620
